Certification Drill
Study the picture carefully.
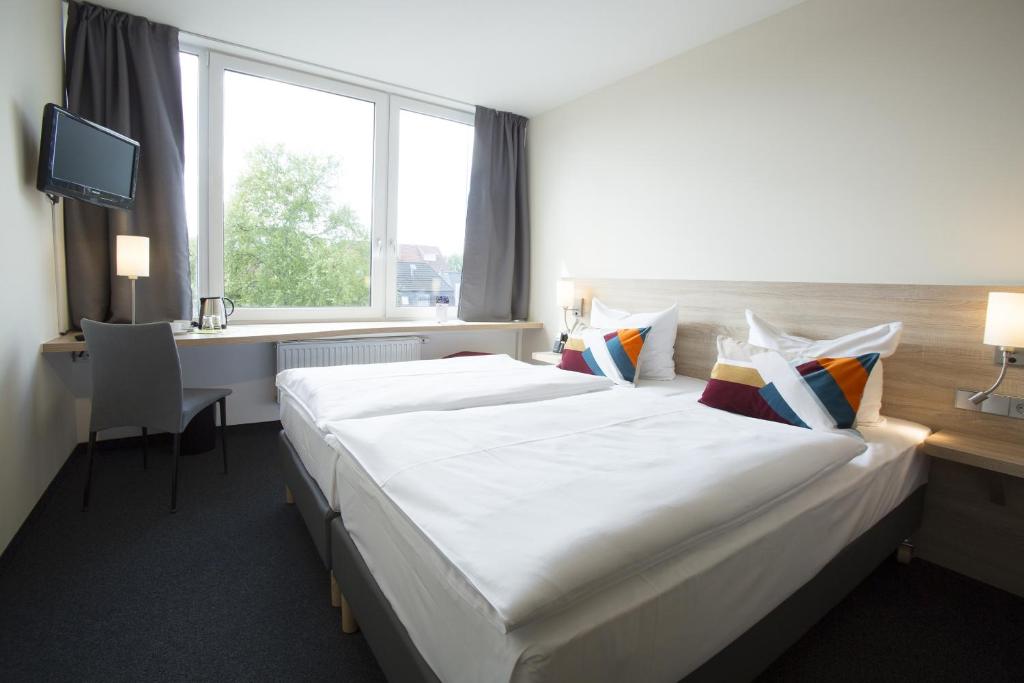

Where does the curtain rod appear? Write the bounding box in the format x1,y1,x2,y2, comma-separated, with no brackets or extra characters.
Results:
58,0,475,111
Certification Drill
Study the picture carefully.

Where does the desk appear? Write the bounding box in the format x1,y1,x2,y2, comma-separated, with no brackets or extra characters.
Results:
41,320,543,354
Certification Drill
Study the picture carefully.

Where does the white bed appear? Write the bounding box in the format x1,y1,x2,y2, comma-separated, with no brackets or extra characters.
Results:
277,354,617,510
327,380,929,683
278,356,702,511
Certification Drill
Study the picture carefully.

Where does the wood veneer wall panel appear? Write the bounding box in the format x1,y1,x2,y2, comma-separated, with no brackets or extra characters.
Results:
575,279,1024,442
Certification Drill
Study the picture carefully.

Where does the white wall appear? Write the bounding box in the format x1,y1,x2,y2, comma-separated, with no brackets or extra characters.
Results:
526,0,1024,352
0,0,78,553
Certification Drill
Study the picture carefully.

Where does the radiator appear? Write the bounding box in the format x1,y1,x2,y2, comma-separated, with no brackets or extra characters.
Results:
275,336,423,374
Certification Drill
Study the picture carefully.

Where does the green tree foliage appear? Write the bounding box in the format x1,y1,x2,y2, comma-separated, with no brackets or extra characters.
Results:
223,145,370,308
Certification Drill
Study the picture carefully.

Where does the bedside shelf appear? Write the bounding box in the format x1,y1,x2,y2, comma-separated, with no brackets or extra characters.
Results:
921,431,1024,479
531,351,562,365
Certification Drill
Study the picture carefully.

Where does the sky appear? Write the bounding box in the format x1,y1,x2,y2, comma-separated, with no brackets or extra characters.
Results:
179,53,474,262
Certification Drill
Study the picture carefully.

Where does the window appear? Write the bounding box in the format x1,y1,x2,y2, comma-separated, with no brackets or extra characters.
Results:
390,102,474,311
182,47,473,321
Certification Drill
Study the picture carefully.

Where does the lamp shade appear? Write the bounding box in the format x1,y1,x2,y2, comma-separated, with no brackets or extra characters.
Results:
556,279,576,309
116,235,149,278
982,292,1024,348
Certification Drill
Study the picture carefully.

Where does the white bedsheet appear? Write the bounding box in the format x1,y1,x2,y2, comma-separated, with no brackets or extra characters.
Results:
325,388,868,633
277,354,614,509
276,354,612,429
333,386,929,682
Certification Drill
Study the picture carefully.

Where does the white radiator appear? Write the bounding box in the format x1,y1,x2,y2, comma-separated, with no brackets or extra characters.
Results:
275,336,423,374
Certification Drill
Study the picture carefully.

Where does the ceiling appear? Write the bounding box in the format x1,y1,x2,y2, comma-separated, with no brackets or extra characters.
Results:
100,0,806,115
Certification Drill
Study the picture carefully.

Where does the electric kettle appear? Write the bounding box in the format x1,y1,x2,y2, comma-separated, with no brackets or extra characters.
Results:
198,296,235,328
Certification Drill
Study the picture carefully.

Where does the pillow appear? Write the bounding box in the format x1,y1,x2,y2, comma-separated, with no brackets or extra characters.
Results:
558,323,651,386
591,299,678,381
745,310,903,425
699,336,879,431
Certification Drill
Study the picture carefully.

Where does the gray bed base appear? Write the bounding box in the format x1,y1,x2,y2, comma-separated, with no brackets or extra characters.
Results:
280,430,927,682
279,431,336,569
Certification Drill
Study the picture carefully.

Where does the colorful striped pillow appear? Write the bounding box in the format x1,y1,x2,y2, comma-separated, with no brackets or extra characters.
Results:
699,337,878,431
558,324,651,385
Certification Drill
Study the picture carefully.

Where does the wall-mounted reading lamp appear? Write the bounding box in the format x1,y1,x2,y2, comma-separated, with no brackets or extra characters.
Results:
968,292,1024,404
557,279,583,332
554,279,583,353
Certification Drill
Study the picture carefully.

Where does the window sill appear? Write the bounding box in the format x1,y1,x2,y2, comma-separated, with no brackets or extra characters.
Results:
40,320,543,354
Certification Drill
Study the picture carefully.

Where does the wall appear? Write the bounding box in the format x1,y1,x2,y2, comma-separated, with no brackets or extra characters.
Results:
0,0,78,553
526,0,1024,352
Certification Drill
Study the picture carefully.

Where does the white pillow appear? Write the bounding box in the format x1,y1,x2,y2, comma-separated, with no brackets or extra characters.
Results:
745,310,903,425
591,299,678,380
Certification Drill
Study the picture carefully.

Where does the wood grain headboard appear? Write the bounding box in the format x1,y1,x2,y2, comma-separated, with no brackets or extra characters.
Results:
576,279,1024,441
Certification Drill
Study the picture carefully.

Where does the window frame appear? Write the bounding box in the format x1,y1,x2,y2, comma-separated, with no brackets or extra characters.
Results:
385,97,475,320
180,41,474,323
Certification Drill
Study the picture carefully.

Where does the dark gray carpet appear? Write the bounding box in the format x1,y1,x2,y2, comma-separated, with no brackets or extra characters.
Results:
1,421,1021,682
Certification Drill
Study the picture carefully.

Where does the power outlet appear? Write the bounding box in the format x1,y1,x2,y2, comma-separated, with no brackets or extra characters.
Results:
1011,398,1024,420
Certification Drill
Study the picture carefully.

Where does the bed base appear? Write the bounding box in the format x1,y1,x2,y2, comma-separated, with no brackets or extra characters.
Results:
279,431,339,608
328,483,927,682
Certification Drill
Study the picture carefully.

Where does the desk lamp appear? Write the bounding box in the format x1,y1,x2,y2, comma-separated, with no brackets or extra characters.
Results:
116,235,149,324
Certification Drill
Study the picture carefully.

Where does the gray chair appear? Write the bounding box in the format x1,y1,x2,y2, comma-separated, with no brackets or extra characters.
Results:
81,319,232,512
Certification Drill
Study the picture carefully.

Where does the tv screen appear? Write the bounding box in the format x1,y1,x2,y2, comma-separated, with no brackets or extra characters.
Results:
37,103,140,210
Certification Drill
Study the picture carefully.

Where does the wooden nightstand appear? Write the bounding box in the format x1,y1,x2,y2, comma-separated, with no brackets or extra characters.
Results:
922,431,1024,479
915,430,1024,595
921,430,1024,507
531,351,562,365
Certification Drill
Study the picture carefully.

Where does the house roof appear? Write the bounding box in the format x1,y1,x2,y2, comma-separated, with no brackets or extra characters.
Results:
396,260,454,295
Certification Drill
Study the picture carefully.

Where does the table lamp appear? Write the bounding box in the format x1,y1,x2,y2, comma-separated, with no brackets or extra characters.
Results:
968,292,1024,404
116,235,149,324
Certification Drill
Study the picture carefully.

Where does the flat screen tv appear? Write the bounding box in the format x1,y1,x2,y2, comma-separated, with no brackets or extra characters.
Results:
36,103,140,210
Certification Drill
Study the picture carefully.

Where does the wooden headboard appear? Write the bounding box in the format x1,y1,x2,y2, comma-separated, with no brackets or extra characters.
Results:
576,279,1024,442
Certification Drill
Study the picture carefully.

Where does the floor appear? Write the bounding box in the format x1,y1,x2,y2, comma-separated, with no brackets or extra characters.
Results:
1,421,1021,682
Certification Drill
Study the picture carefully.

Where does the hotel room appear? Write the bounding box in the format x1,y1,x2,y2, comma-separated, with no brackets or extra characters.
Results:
1,0,1022,680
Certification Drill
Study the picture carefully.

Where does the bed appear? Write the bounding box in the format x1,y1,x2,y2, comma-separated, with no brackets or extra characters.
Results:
309,381,928,682
276,354,615,584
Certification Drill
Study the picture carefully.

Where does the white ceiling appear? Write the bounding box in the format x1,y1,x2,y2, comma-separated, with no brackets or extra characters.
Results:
102,0,806,115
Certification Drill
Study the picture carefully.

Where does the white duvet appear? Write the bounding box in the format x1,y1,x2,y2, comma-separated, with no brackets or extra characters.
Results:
325,389,868,634
276,354,612,429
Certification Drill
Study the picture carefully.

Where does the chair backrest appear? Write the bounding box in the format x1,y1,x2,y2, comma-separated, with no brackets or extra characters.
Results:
81,319,184,433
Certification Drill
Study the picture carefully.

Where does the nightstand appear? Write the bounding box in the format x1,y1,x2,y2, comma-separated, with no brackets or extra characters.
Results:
922,431,1024,479
915,430,1024,595
531,351,562,365
921,430,1024,505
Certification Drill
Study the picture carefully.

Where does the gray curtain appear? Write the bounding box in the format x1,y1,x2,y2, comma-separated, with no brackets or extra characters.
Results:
458,106,530,322
64,1,191,328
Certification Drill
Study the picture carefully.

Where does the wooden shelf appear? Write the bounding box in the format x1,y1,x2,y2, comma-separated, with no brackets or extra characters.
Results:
41,320,543,354
922,430,1024,479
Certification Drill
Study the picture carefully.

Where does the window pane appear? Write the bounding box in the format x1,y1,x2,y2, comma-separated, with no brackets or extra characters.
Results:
395,110,473,309
179,52,199,318
222,71,375,308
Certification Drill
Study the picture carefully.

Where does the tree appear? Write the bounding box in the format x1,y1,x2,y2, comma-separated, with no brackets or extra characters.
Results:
223,145,370,307
445,253,463,273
